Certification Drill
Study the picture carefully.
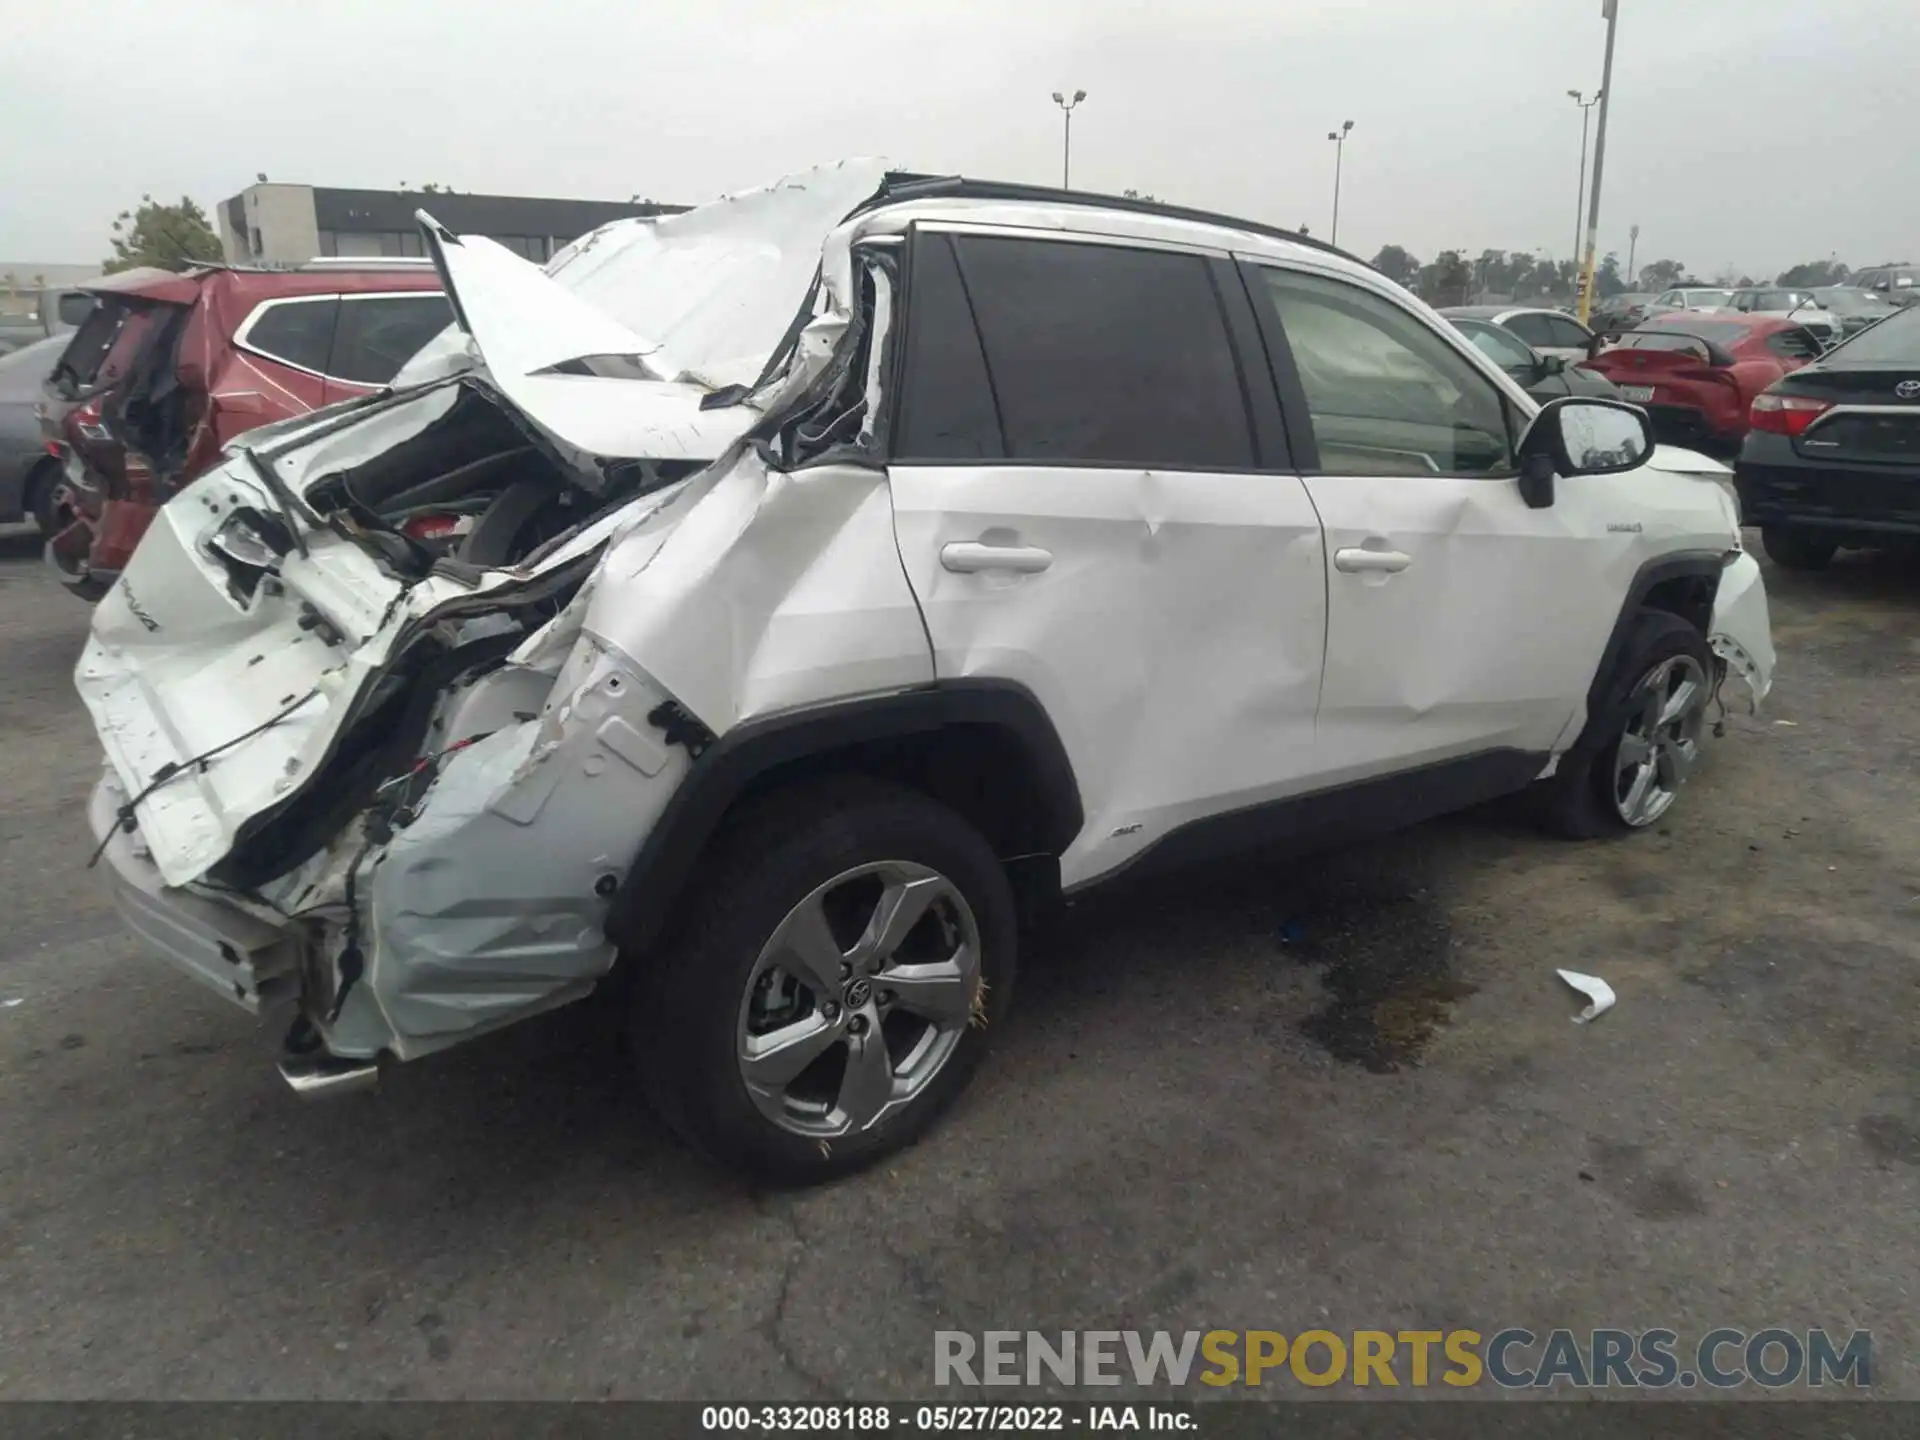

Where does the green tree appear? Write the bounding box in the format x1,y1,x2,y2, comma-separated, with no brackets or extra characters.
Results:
1508,253,1547,299
1638,258,1685,290
1417,250,1471,306
1776,258,1849,287
104,195,223,273
1370,244,1421,287
1595,251,1625,299
1472,249,1512,297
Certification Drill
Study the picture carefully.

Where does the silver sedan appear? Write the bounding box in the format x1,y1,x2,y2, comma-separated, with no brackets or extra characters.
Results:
0,334,65,531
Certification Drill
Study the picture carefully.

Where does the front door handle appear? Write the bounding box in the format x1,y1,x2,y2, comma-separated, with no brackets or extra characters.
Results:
941,542,1054,574
1334,547,1413,575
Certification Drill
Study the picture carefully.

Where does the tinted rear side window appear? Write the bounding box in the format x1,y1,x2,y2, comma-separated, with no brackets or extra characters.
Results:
894,233,1004,459
1540,315,1594,349
1766,328,1825,362
934,234,1254,469
1501,313,1555,347
328,294,453,385
244,298,338,373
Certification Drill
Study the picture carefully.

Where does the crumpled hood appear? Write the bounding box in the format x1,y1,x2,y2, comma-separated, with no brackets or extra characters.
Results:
393,158,893,395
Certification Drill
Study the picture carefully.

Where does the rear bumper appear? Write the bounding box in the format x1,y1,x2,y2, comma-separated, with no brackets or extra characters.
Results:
1734,431,1920,536
87,771,302,1015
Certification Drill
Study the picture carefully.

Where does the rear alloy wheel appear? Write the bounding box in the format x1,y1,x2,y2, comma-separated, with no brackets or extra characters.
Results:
635,779,1015,1183
1760,524,1838,571
738,860,980,1141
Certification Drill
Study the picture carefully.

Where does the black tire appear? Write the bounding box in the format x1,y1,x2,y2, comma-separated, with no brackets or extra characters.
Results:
633,776,1016,1184
1760,524,1837,571
1537,609,1715,840
24,459,62,537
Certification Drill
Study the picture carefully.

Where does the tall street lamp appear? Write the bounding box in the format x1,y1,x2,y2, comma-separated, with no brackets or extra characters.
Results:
1052,90,1086,189
1327,119,1355,246
1568,88,1602,274
1576,0,1622,324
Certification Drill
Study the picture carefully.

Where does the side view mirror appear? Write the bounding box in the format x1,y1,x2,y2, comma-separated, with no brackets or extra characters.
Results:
1538,354,1568,376
1515,397,1655,509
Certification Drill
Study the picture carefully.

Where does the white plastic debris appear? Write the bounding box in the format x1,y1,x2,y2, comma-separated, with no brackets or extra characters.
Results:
1556,969,1616,1024
1,998,21,1008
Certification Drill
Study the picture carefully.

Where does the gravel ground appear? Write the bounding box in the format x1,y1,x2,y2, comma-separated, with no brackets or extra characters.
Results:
0,525,1913,1401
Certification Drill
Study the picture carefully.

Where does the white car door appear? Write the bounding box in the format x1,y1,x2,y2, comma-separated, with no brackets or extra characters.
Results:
885,226,1328,888
1244,261,1626,786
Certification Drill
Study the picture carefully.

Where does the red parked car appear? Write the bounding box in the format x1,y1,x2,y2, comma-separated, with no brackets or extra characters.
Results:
39,261,449,598
1576,313,1827,454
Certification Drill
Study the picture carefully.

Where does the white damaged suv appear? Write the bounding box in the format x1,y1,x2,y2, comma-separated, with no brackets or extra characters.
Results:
80,163,1775,1181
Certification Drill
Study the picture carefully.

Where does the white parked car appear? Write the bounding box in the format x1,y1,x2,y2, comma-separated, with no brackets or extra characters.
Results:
1648,287,1735,316
79,164,1775,1182
1722,288,1842,345
1439,304,1599,363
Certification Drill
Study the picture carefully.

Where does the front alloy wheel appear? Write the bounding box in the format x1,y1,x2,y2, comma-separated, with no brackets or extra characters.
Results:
739,861,981,1139
1611,653,1709,827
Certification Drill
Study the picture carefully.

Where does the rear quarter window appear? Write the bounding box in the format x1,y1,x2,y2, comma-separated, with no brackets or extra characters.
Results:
1766,329,1825,362
326,294,453,385
241,297,339,374
1500,313,1555,347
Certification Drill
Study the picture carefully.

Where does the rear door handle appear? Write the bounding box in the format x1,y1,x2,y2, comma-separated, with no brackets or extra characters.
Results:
1334,547,1413,574
941,542,1054,574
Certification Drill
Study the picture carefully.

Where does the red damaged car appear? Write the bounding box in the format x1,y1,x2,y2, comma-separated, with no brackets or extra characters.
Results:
1577,313,1827,454
39,261,449,598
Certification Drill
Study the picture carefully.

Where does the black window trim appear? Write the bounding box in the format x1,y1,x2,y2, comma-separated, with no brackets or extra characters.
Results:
885,220,1293,474
235,290,445,387
1237,256,1528,480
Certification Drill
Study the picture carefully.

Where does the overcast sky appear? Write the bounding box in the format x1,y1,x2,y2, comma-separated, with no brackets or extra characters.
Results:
3,0,1913,280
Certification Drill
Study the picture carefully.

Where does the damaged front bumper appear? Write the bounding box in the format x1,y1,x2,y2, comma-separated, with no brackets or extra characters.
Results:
1709,550,1775,710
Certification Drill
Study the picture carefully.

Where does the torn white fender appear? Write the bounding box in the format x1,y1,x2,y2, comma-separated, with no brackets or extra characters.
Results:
1709,551,1774,710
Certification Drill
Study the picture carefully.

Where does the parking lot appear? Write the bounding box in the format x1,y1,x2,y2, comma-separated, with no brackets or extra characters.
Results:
0,523,1914,1400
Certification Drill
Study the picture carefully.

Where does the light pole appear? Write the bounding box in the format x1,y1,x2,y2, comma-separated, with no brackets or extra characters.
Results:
1568,88,1602,275
1051,90,1086,189
1576,0,1622,325
1327,119,1355,246
1626,223,1640,289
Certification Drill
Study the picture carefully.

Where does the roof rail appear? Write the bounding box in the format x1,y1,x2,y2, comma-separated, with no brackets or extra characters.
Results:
856,172,1375,272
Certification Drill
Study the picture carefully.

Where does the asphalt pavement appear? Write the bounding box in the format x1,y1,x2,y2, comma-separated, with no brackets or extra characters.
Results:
0,525,1913,1400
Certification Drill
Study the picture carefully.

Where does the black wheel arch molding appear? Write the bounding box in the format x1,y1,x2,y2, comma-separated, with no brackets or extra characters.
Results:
603,679,1084,955
1572,548,1728,752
